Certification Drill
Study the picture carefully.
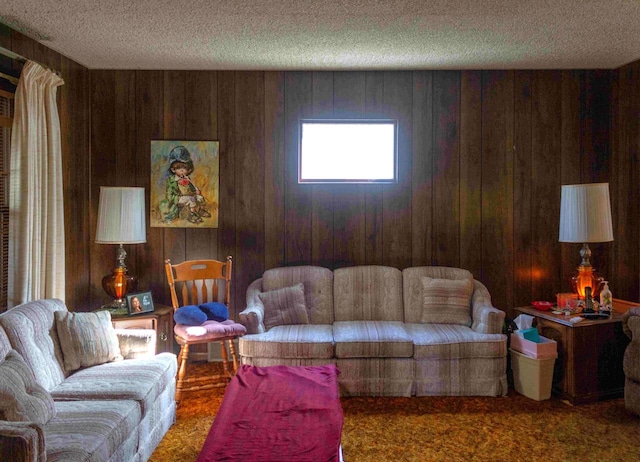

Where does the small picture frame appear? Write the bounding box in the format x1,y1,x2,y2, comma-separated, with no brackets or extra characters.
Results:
126,291,154,315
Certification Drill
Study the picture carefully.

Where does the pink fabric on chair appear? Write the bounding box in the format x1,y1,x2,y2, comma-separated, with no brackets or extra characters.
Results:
173,320,246,341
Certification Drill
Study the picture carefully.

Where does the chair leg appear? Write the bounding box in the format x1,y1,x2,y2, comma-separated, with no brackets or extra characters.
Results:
228,338,239,373
219,340,230,377
176,344,190,405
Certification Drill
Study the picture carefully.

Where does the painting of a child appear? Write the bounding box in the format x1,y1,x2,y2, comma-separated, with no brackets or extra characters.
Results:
150,141,219,228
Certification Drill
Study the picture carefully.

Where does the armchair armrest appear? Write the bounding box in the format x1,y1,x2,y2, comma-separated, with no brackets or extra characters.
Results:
115,329,157,359
470,281,505,335
239,279,266,334
622,307,640,339
0,421,46,462
623,308,640,382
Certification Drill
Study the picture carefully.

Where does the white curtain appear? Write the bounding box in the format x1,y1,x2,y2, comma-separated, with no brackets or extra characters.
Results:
8,61,65,307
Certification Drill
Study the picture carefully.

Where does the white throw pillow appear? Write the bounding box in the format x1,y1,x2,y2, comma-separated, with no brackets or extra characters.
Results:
259,283,310,330
55,310,123,372
421,276,473,326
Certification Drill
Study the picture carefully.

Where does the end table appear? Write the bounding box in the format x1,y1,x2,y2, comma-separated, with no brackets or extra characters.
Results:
110,304,175,355
514,301,631,405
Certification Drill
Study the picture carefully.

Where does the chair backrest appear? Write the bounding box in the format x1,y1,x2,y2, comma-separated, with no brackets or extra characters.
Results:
164,257,232,311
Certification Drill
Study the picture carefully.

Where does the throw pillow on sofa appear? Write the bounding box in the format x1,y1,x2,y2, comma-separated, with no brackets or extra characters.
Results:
55,310,123,372
421,276,473,326
0,350,56,424
259,283,309,330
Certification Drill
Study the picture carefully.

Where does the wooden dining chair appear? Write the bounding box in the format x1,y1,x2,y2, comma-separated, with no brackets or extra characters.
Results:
164,256,245,403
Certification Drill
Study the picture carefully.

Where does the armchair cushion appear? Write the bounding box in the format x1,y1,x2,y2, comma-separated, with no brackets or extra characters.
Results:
55,310,122,372
259,283,310,330
421,276,473,326
0,350,56,424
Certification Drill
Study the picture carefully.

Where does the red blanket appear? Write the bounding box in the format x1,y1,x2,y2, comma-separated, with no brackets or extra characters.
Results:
197,364,343,462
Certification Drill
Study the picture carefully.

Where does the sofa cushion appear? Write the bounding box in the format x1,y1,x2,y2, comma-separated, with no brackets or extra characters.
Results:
55,310,123,372
0,351,56,424
421,276,473,326
262,266,334,324
259,283,310,330
239,325,334,359
333,321,413,358
50,353,177,418
0,299,68,391
333,266,404,322
45,399,140,462
406,323,507,360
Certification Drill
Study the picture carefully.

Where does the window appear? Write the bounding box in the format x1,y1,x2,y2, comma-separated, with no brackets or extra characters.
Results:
0,89,13,312
298,119,398,184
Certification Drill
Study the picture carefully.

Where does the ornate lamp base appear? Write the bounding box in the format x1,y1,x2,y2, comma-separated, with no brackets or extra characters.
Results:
571,265,604,301
100,299,129,316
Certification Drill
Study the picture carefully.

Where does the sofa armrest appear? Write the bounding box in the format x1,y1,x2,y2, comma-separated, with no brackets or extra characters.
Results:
115,329,157,359
0,421,46,462
239,279,266,334
470,281,505,334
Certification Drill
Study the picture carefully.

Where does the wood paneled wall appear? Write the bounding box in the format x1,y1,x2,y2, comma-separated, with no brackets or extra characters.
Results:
611,61,640,303
88,69,616,318
5,24,639,318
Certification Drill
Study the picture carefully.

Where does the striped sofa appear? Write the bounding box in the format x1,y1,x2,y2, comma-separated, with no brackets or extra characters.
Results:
239,265,507,397
0,299,177,462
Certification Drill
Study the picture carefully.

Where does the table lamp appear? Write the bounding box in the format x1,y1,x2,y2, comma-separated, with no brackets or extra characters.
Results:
558,183,613,305
95,187,146,311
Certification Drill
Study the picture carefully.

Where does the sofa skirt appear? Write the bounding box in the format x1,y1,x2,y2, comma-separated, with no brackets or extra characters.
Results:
413,356,507,397
337,358,414,397
241,357,336,367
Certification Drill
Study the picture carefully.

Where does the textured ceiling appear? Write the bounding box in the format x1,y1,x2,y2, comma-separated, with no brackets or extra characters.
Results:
2,0,640,70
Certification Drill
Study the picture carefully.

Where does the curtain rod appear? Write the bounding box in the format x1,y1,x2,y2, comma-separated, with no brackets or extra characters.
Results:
0,71,18,85
0,45,61,78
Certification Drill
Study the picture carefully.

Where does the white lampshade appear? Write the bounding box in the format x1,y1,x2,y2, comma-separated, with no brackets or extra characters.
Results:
559,183,613,243
95,187,147,244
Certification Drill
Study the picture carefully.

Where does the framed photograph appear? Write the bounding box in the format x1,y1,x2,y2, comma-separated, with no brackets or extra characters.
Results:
150,140,220,228
126,292,155,315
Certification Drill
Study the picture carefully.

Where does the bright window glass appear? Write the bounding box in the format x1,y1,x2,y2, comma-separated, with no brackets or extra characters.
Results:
299,119,397,183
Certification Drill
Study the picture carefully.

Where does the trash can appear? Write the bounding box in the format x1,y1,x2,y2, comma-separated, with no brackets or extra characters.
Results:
510,348,557,400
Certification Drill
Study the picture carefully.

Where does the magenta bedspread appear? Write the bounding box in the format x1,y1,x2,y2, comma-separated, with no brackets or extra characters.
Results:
196,364,343,462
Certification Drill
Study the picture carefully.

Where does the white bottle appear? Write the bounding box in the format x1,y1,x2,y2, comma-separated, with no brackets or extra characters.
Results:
600,281,613,313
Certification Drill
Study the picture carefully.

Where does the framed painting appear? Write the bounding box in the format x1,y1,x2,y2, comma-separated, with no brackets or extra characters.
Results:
127,291,154,315
150,141,219,228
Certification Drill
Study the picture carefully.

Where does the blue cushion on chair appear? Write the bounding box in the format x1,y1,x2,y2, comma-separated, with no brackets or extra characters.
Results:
174,305,207,326
199,302,229,322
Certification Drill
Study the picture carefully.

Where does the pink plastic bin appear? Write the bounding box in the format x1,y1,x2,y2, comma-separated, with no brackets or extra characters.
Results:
511,333,558,359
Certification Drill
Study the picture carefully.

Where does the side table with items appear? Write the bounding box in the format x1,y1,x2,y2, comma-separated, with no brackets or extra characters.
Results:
514,299,632,405
110,304,175,354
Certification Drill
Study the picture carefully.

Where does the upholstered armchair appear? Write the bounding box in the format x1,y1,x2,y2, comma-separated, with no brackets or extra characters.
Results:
622,307,640,415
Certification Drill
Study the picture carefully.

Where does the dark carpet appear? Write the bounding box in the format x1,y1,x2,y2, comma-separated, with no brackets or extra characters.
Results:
150,362,640,462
